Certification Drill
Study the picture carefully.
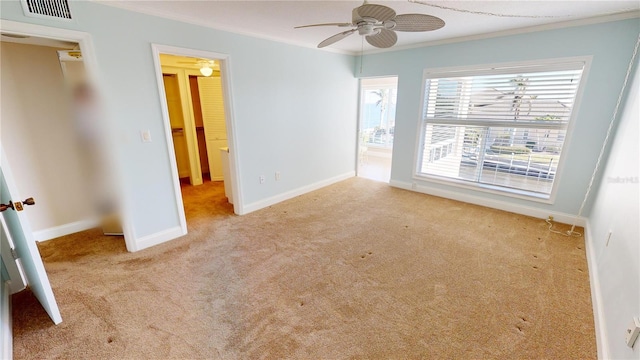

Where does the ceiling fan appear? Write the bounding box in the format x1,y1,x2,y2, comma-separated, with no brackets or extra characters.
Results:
295,2,445,49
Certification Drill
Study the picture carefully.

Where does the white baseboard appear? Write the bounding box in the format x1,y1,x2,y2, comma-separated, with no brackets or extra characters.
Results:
132,226,186,252
33,218,100,242
132,172,354,250
584,221,610,360
242,171,356,215
389,180,586,226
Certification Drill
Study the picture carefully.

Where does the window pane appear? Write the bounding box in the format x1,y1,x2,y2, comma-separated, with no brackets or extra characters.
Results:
424,70,582,125
424,79,462,119
418,62,584,199
479,127,562,194
420,124,567,196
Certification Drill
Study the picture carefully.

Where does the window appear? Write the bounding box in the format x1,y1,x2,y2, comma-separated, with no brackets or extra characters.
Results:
416,60,586,200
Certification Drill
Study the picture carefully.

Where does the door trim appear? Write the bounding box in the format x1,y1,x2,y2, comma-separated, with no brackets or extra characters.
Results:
0,20,137,252
151,44,244,219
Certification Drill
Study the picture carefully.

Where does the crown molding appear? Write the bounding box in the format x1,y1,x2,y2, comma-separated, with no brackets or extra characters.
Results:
91,1,638,57
362,10,640,56
90,0,354,56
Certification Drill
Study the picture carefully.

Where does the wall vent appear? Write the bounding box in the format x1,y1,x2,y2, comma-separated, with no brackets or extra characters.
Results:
21,0,73,21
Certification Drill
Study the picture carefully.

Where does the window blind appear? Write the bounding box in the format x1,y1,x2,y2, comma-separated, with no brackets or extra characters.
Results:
417,62,585,198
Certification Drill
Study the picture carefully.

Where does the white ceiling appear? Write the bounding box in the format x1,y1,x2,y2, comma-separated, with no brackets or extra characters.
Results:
99,1,640,54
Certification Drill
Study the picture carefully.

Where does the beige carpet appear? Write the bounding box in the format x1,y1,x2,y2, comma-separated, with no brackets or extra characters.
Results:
13,178,595,359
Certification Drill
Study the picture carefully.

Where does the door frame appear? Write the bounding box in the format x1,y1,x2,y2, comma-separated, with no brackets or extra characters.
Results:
160,67,202,185
160,66,215,186
151,44,243,221
356,76,399,182
0,20,136,251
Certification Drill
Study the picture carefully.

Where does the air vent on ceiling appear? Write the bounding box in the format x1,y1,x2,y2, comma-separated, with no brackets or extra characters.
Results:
21,0,73,21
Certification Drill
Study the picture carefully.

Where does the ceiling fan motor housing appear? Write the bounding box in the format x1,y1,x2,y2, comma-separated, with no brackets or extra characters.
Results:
384,20,396,30
358,23,376,35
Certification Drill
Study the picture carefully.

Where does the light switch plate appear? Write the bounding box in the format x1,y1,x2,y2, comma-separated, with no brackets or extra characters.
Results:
140,130,152,143
625,317,640,348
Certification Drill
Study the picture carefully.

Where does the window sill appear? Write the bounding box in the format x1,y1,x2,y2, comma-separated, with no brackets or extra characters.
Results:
412,173,555,205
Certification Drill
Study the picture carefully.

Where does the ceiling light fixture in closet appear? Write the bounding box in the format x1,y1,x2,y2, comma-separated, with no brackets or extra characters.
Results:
199,64,213,76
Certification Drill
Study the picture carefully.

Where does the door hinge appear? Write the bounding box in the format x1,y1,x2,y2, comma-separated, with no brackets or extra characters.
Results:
10,247,18,260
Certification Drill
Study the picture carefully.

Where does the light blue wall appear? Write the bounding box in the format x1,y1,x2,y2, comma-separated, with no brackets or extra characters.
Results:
0,1,358,238
358,19,640,215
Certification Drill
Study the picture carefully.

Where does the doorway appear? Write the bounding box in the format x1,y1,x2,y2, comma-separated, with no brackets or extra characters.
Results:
357,77,398,182
152,46,241,228
0,22,136,336
0,21,135,250
1,32,128,240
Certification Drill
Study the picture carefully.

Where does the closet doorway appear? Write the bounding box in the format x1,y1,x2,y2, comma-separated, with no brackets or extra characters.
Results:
152,46,241,228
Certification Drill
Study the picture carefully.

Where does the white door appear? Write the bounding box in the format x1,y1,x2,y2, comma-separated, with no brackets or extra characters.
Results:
0,152,62,324
1,275,12,359
197,77,228,181
1,217,26,294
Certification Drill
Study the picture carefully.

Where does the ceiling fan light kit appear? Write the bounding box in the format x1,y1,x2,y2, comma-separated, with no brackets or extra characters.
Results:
295,2,445,49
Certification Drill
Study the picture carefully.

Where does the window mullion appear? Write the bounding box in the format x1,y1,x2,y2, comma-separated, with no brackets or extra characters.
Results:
424,118,567,130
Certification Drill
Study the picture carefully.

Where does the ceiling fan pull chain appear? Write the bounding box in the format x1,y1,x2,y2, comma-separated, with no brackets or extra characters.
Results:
360,36,364,74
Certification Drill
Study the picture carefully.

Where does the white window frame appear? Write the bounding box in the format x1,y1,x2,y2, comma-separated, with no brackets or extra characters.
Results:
412,56,592,204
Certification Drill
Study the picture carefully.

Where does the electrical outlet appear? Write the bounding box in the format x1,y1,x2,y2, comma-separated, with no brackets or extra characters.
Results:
275,171,281,181
548,215,554,222
625,317,640,348
259,175,265,184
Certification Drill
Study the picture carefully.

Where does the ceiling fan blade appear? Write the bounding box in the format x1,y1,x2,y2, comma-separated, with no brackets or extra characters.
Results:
393,14,445,32
366,28,397,48
354,4,396,22
318,29,357,48
295,23,353,29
